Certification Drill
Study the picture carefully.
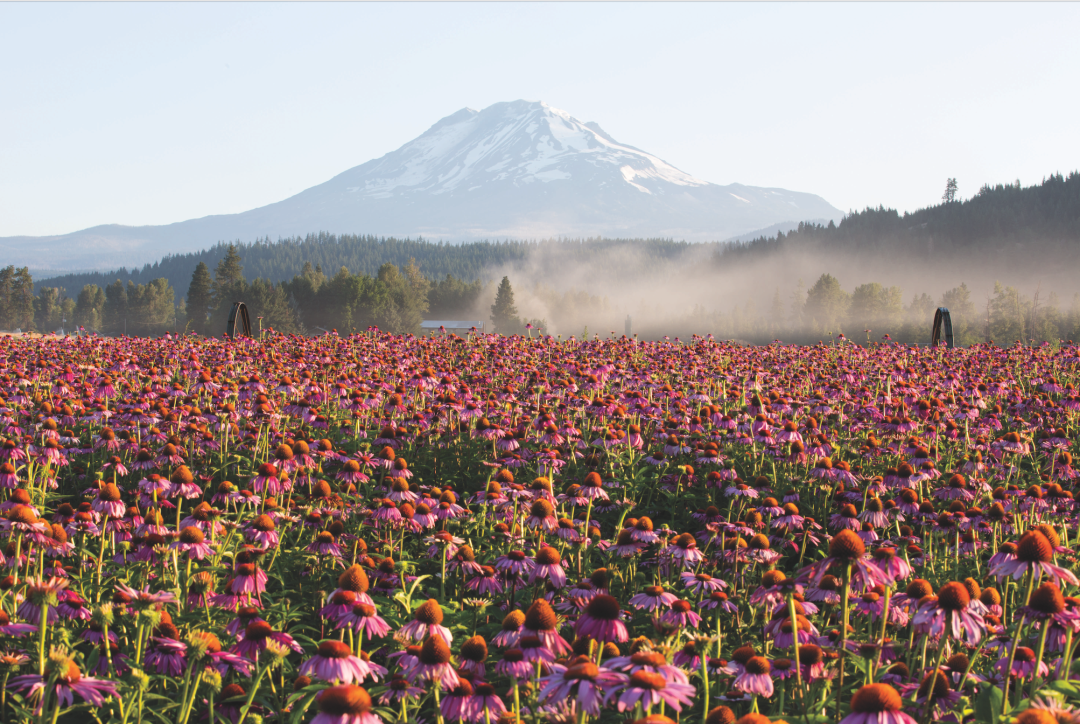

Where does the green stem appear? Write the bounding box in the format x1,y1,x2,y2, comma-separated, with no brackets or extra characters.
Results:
38,603,48,676
1030,618,1052,698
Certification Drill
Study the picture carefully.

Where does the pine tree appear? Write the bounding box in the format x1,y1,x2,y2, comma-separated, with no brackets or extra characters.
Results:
103,280,128,336
209,245,246,334
0,266,14,330
74,285,105,332
10,268,35,332
185,262,213,334
490,277,520,334
942,178,958,203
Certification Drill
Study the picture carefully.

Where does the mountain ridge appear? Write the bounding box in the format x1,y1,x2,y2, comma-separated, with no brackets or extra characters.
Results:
4,100,842,271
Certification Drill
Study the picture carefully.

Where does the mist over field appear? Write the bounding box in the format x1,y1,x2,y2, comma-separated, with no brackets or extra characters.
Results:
475,178,1080,345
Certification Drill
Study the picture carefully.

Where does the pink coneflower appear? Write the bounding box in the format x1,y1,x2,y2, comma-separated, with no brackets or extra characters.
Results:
232,621,303,660
439,678,476,722
575,594,628,643
172,526,214,560
250,463,284,495
424,530,464,559
229,562,268,598
530,546,568,589
678,574,730,596
522,599,571,655
629,586,678,612
301,640,373,683
517,635,556,665
333,602,390,641
991,530,1079,586
114,583,177,609
10,658,118,714
0,610,36,637
312,684,383,724
870,547,914,585
17,576,68,624
699,591,738,614
399,599,453,644
494,550,536,577
307,531,343,557
244,514,280,548
465,566,504,597
840,683,917,724
525,499,558,532
336,460,370,486
665,533,705,566
472,681,507,722
492,610,525,648
167,465,202,499
458,635,489,679
495,647,533,679
733,655,775,697
538,657,628,716
412,635,459,690
660,599,702,629
614,670,696,713
372,499,402,527
995,646,1048,680
145,637,188,676
89,484,125,518
801,530,890,593
0,462,19,489
377,675,425,705
911,582,987,646
56,592,92,621
605,650,689,684
328,565,375,608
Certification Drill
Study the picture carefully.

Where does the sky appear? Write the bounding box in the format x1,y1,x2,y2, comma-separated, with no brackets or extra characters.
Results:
2,2,1079,238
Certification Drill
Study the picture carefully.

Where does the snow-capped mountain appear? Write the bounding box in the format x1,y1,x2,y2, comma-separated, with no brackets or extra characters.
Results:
3,100,842,272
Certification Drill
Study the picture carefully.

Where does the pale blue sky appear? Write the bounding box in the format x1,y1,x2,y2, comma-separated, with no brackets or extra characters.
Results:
2,2,1078,237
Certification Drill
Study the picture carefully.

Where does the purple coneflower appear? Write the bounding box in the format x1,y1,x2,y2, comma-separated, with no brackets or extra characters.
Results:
538,656,628,716
301,640,373,683
614,670,696,713
840,683,917,724
312,684,382,724
399,599,453,644
576,594,628,643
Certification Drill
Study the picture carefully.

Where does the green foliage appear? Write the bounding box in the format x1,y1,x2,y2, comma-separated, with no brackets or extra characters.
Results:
100,278,177,336
33,286,65,332
74,284,105,332
490,277,520,333
185,261,213,334
848,282,903,334
0,265,36,331
804,273,849,332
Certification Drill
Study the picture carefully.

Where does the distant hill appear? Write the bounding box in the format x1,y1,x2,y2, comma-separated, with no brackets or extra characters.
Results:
720,172,1080,265
4,100,841,273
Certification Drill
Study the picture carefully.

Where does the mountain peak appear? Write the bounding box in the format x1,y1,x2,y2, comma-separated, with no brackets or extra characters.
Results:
331,99,709,201
0,99,842,271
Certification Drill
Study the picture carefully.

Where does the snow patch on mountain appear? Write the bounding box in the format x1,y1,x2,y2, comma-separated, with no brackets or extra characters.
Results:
0,99,844,271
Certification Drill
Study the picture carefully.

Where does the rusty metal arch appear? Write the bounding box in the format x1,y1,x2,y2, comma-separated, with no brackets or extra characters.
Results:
226,302,252,339
932,307,953,348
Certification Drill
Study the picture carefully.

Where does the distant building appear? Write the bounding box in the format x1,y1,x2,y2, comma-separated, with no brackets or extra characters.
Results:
421,320,485,336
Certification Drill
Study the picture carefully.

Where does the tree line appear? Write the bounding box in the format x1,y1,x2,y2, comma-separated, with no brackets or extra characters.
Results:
0,246,493,337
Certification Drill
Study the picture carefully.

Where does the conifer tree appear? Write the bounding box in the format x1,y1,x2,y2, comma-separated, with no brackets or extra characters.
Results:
490,276,520,334
185,262,213,334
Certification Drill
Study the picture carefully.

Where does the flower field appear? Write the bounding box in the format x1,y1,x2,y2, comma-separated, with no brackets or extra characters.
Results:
0,331,1078,724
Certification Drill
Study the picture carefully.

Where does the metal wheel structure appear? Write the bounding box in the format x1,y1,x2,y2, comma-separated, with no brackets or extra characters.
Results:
932,307,954,348
226,302,252,339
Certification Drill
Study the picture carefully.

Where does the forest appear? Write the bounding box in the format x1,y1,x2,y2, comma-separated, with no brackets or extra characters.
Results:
7,170,1080,344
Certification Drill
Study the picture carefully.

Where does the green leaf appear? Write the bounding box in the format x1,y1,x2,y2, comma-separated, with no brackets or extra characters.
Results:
974,685,1004,724
1049,679,1080,698
290,691,319,724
